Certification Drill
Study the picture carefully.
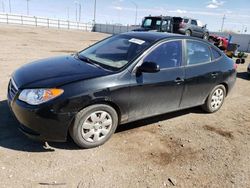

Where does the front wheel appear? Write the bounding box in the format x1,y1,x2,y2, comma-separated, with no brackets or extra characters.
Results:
70,104,118,149
202,85,226,113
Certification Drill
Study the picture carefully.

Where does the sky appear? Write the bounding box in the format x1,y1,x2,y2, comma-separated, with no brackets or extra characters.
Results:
0,0,250,33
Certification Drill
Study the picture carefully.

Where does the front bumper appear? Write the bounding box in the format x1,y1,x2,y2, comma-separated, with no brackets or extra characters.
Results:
8,94,75,142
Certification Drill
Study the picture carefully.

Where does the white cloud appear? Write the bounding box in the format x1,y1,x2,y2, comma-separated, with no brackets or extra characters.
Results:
212,0,224,6
113,6,123,10
206,0,225,9
176,9,187,14
207,4,218,8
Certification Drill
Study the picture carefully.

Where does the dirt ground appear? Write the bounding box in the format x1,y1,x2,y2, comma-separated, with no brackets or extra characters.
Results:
0,25,250,188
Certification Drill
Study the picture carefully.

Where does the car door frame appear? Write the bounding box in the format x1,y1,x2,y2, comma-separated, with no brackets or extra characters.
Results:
131,38,185,73
127,38,186,122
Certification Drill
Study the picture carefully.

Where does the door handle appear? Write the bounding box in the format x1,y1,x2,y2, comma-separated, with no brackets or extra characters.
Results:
175,77,184,84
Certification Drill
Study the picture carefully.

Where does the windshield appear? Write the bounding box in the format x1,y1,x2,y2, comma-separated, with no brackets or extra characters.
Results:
142,17,162,30
78,35,152,70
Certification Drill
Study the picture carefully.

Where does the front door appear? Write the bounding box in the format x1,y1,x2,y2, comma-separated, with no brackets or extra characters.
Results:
129,40,185,121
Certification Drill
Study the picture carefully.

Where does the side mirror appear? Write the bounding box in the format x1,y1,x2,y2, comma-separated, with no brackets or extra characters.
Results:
138,61,160,73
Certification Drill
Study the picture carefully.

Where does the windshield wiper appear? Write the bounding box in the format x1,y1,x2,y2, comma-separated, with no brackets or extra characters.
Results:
76,53,106,70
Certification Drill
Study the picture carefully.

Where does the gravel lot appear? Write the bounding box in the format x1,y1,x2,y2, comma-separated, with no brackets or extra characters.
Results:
0,25,250,188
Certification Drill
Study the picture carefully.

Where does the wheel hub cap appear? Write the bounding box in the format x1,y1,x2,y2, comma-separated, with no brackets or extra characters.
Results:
81,111,113,143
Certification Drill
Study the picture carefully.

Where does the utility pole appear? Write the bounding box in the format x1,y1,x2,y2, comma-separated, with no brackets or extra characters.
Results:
79,3,81,22
8,0,11,13
93,0,96,24
130,1,138,25
67,7,69,20
75,2,78,22
220,14,226,32
26,0,30,15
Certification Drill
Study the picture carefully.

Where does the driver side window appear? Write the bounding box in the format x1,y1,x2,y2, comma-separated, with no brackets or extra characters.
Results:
143,40,182,69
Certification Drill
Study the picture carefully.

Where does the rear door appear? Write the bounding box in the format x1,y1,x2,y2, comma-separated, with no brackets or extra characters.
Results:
180,40,221,108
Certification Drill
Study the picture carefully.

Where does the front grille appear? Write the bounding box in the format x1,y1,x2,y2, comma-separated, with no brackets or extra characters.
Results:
8,79,18,100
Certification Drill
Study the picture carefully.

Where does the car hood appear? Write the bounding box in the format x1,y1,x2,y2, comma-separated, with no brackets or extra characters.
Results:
13,55,111,89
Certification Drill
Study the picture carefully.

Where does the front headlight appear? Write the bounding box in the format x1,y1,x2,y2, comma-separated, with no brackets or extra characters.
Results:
19,88,64,105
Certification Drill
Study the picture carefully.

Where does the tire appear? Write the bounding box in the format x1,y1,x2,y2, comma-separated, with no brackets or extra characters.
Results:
70,104,118,149
185,30,191,36
203,33,209,40
202,85,226,113
236,59,241,64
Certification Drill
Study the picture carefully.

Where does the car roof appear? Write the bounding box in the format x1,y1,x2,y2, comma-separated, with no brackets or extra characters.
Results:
144,16,182,19
121,32,214,47
145,16,172,19
183,17,197,20
121,31,202,43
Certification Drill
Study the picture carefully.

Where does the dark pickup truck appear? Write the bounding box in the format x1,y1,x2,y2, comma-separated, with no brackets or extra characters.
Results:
134,16,209,40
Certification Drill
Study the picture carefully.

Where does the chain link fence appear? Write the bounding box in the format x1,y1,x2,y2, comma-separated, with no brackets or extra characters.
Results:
94,23,138,34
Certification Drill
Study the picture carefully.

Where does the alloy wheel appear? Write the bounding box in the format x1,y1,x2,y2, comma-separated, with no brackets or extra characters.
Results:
210,88,224,111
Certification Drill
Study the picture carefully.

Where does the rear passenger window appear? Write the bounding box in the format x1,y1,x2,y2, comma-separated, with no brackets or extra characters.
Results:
187,41,211,65
144,41,182,69
211,47,221,60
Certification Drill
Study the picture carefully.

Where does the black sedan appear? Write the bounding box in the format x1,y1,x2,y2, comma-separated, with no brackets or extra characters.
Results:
8,32,237,148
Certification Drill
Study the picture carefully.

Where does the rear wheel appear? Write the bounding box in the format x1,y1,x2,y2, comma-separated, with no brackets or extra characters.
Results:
70,104,118,148
202,85,226,113
185,30,191,36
